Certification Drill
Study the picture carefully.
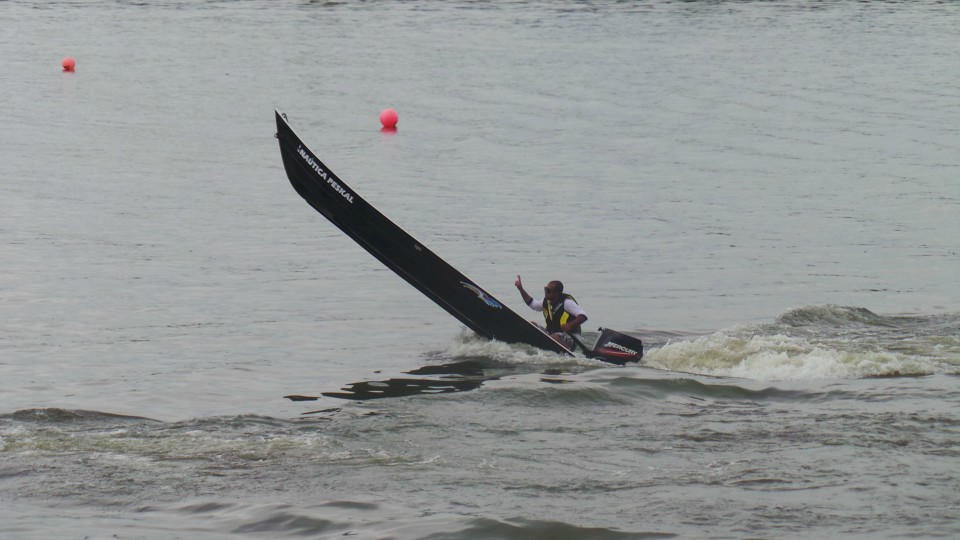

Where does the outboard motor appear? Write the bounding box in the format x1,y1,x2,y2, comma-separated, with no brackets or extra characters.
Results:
591,327,644,364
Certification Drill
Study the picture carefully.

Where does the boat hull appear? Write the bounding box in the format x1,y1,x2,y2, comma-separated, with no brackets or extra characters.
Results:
275,111,574,356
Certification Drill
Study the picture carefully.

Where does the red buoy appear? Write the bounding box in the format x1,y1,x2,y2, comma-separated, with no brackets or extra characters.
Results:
379,108,398,129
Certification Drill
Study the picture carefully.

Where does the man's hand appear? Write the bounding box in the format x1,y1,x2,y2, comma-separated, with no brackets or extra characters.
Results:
561,314,587,334
515,275,533,306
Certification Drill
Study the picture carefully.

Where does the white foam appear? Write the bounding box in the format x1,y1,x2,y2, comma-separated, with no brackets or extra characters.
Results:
441,330,600,367
645,331,945,381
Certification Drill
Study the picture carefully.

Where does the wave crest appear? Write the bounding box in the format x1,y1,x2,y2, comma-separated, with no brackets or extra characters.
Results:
646,331,953,380
776,305,893,328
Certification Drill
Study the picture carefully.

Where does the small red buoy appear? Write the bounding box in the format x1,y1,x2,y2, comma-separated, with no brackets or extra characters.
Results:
62,56,76,72
379,108,398,129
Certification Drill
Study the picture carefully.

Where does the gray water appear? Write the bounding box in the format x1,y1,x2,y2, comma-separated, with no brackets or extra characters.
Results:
2,1,959,538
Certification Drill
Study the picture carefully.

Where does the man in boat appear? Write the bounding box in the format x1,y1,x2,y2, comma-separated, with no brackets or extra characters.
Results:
514,275,588,351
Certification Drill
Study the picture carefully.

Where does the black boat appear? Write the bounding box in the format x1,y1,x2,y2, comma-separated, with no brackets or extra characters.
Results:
275,111,642,364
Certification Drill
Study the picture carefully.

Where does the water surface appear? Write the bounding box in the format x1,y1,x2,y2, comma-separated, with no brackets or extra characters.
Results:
2,1,959,538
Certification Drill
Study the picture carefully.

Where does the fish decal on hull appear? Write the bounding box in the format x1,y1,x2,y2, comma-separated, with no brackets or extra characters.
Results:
460,282,503,309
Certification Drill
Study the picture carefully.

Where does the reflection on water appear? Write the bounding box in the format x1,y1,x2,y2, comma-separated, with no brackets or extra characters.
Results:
290,358,602,401
322,377,485,400
289,360,502,402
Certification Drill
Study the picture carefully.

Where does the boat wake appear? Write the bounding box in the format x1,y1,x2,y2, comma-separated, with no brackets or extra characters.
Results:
297,306,958,402
645,305,960,380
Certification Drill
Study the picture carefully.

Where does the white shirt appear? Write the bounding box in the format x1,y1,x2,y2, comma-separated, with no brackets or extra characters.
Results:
528,297,587,319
